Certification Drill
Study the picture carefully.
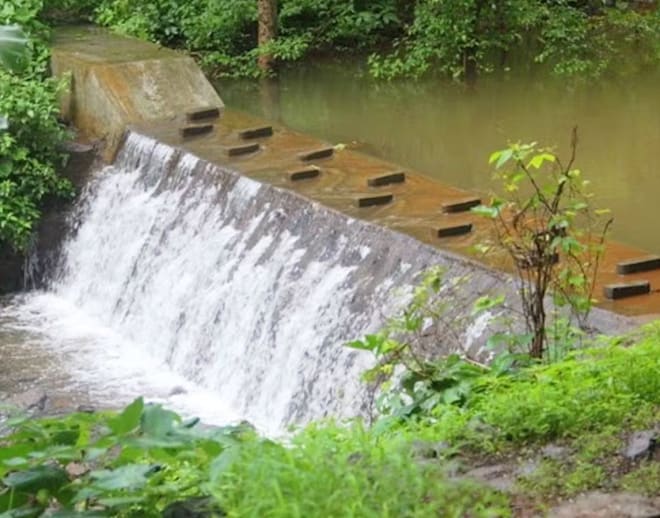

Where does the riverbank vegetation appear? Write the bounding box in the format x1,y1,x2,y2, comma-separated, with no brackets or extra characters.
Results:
46,0,660,81
0,2,72,252
1,325,658,516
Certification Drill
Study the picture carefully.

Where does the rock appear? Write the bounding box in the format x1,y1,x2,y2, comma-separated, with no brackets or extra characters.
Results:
464,463,514,492
169,386,187,396
516,459,540,477
541,444,569,460
548,492,660,518
411,440,451,459
76,405,96,413
623,431,657,461
5,388,49,414
162,497,224,517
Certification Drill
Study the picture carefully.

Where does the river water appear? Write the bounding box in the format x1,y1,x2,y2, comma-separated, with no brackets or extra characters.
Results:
219,61,660,252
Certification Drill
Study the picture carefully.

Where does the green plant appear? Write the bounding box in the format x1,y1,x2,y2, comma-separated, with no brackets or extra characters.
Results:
0,399,512,517
347,267,505,418
473,129,612,359
0,70,72,250
0,2,73,253
0,397,247,515
214,421,510,518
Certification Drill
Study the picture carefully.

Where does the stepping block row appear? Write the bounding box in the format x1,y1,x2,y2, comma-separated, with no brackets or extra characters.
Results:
180,124,214,139
186,106,221,122
604,281,651,300
368,171,405,187
616,256,660,275
298,147,334,162
442,197,482,214
239,125,273,140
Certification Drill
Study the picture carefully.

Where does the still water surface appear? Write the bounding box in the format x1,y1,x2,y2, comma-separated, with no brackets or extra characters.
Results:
219,62,660,252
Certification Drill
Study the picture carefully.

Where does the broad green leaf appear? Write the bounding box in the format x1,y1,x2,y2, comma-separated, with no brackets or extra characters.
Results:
89,464,154,491
3,465,68,493
141,405,180,437
108,397,143,435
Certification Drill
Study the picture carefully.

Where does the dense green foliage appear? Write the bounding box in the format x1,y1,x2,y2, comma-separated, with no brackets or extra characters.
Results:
0,1,72,252
2,326,658,515
52,0,660,80
0,398,508,516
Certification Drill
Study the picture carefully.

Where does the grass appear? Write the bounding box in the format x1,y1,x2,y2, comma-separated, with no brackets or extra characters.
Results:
0,325,658,515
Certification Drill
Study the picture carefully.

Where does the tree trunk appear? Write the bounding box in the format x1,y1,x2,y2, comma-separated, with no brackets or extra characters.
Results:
258,0,277,74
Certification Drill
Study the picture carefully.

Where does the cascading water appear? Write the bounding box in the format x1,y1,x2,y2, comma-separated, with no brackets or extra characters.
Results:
1,132,453,434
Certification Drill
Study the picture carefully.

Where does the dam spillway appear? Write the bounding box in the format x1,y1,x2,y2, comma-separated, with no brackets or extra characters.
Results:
0,26,650,432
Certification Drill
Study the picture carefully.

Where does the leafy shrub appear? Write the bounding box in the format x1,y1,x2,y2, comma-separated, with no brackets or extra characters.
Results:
0,70,71,250
0,399,510,516
0,1,73,252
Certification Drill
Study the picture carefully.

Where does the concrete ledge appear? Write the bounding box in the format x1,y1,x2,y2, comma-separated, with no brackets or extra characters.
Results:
51,26,224,161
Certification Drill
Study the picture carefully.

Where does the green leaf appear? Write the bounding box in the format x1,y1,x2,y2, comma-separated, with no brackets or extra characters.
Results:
141,405,180,437
3,465,68,493
89,464,154,491
108,397,143,435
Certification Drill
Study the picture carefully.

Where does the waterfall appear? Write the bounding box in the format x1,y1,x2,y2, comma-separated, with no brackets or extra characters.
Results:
3,132,452,433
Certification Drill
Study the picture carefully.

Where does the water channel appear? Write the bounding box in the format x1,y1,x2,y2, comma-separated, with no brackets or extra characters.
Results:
219,61,660,252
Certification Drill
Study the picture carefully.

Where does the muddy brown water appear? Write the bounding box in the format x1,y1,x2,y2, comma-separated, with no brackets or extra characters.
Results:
218,61,660,253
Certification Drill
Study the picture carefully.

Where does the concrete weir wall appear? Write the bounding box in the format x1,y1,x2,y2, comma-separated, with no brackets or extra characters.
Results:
51,27,224,161
48,26,643,346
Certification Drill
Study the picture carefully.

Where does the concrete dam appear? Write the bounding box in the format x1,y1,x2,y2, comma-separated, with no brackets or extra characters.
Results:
1,27,654,433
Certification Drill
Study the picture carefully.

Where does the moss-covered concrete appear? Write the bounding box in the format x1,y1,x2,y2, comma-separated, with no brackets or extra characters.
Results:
51,26,224,160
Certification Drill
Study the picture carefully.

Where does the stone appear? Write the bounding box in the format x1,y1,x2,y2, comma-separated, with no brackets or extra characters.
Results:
411,440,451,459
617,256,660,275
288,166,321,181
6,388,49,413
238,125,273,140
297,147,334,162
464,463,514,492
541,444,569,460
623,430,657,461
76,405,96,413
441,197,481,214
515,459,540,477
604,281,651,300
186,107,221,122
169,386,188,396
222,143,260,157
162,497,225,518
356,193,393,208
367,171,405,187
180,124,214,139
436,223,473,238
548,492,660,518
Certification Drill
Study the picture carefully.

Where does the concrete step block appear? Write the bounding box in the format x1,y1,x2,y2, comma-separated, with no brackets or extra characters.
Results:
442,196,482,214
239,125,273,140
368,171,406,187
436,223,473,238
186,107,221,122
298,147,334,162
603,281,651,300
616,256,660,275
289,166,321,181
222,142,260,157
180,124,214,139
356,193,393,208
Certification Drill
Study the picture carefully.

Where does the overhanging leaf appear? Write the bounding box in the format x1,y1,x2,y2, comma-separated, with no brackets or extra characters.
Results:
3,465,68,493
